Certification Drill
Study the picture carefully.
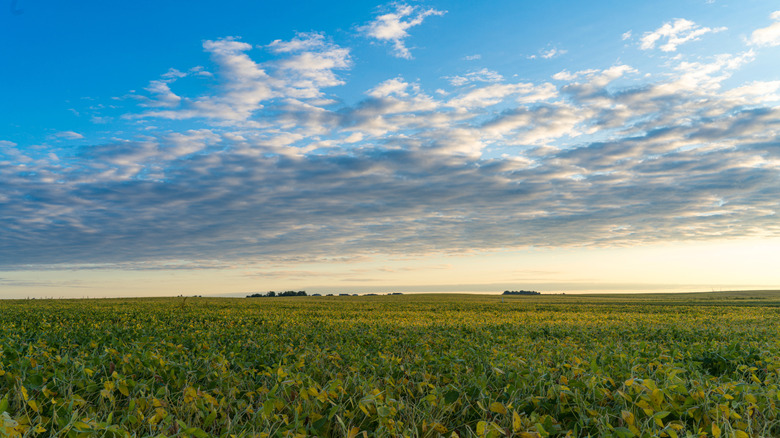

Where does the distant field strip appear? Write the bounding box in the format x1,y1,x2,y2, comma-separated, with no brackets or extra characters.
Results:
1,293,779,437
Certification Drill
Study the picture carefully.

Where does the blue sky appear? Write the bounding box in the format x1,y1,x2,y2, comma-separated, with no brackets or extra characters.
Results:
2,1,780,297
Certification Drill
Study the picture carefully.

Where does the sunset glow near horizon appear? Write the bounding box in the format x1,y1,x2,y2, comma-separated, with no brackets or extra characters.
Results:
2,1,780,298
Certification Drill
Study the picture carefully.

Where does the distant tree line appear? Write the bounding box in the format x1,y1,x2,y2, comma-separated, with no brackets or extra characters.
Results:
246,290,307,298
246,291,405,298
502,290,541,295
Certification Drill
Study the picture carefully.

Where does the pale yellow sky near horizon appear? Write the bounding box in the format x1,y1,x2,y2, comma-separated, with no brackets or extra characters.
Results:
1,237,778,298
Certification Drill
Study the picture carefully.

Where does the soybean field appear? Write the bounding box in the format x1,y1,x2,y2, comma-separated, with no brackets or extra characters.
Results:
1,292,779,437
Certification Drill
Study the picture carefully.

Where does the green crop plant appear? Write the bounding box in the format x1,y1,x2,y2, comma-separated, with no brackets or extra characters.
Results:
1,293,779,437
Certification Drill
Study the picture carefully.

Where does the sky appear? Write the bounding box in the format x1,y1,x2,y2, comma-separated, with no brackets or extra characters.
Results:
1,0,780,298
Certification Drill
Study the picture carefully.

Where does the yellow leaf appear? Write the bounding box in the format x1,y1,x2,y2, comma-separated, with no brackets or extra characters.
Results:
513,411,523,432
490,402,507,415
733,431,749,438
347,426,360,438
476,421,487,436
651,389,664,406
20,387,29,402
621,410,635,426
27,400,39,413
711,423,720,438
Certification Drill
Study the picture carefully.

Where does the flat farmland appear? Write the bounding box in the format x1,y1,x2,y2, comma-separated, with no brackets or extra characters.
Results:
1,293,779,437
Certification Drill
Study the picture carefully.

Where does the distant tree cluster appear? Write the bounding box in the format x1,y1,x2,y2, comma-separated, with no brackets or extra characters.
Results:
502,290,541,295
246,290,307,298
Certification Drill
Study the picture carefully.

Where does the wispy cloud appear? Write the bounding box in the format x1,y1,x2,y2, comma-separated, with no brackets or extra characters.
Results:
750,11,780,47
528,46,567,60
51,131,84,140
640,18,726,52
358,2,446,59
447,68,504,87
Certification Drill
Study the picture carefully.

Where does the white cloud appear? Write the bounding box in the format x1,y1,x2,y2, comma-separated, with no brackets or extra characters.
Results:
52,131,84,140
462,54,481,61
660,50,755,93
622,30,632,40
343,132,364,143
541,47,566,59
358,3,446,59
185,37,275,121
483,103,588,145
447,82,557,109
723,80,780,103
750,11,780,47
275,37,351,98
640,18,726,52
447,68,504,86
528,46,566,60
142,79,182,108
134,34,350,122
552,69,598,81
268,32,327,53
367,77,411,98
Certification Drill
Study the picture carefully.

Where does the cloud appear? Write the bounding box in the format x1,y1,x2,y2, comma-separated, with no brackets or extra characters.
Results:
134,34,350,122
367,77,412,98
447,68,504,86
640,18,726,52
462,54,481,61
750,11,780,47
4,28,780,270
268,32,329,53
51,131,84,140
540,47,566,59
482,103,588,145
528,46,566,60
447,82,557,109
358,3,446,59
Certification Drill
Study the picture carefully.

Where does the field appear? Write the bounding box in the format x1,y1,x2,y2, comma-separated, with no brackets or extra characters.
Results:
1,292,779,437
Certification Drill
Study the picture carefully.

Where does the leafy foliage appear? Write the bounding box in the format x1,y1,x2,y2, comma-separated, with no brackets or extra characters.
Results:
1,293,779,437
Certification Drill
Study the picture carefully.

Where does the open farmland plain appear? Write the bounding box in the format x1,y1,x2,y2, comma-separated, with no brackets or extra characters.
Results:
1,293,779,437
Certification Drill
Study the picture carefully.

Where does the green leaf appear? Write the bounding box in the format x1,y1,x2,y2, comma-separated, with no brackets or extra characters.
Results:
312,417,328,431
203,411,217,428
613,427,636,438
654,411,671,419
263,399,275,417
191,428,209,438
444,390,459,404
